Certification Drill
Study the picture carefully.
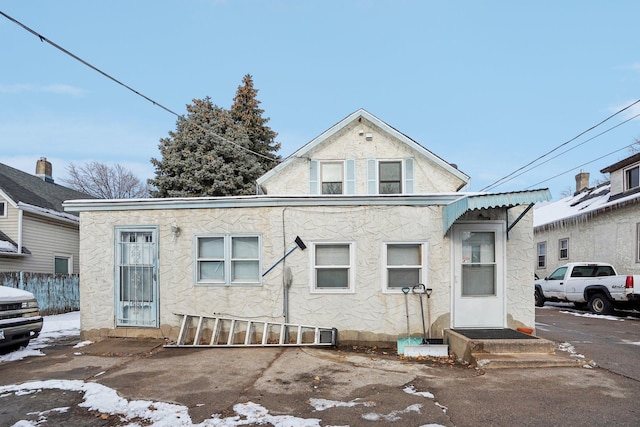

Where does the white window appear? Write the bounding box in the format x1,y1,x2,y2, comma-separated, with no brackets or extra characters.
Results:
383,242,426,291
379,161,402,194
311,242,354,292
309,160,355,195
537,242,546,268
626,165,640,191
321,162,344,194
0,201,6,217
196,234,261,286
367,158,414,194
559,238,569,260
54,255,71,274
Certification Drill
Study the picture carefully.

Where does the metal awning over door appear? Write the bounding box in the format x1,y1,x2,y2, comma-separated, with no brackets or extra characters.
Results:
442,189,551,235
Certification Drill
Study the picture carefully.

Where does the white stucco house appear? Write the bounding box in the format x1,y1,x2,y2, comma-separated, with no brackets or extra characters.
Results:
534,152,640,278
64,109,549,345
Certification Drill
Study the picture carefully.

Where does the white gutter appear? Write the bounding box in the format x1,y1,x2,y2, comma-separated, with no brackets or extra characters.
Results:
18,202,80,225
63,193,466,212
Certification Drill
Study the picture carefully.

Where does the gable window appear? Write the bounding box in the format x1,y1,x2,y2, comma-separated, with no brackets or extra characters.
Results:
0,201,6,217
379,161,402,194
309,160,355,195
626,165,640,191
537,242,546,268
558,238,569,260
54,255,71,274
196,234,261,286
321,162,343,194
312,242,354,292
384,242,426,291
367,158,414,194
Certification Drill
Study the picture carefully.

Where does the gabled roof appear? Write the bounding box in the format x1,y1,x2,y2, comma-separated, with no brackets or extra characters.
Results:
0,162,91,219
600,152,640,174
257,109,470,185
533,182,640,229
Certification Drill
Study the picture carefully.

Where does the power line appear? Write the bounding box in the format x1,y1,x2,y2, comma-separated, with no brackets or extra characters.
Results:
0,10,279,164
480,99,640,192
489,111,640,190
524,141,639,190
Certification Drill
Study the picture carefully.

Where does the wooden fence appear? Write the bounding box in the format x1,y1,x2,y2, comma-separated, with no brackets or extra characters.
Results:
0,272,79,316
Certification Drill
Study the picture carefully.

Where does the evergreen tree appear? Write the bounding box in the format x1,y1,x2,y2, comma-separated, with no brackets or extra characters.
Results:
149,97,263,197
230,74,281,163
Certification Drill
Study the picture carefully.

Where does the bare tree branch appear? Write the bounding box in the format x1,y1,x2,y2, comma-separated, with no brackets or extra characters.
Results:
61,162,149,199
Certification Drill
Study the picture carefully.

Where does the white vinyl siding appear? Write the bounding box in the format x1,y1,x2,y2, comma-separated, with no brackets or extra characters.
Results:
14,212,80,274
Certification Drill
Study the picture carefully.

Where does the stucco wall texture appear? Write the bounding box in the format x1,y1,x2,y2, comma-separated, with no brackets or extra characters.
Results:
259,119,466,195
78,203,534,344
535,204,640,279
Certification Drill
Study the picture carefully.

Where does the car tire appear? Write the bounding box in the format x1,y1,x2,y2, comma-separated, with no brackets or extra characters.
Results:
534,289,545,307
588,293,613,315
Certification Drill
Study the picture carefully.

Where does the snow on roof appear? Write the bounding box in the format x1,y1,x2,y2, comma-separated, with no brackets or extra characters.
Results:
0,240,17,253
533,183,640,228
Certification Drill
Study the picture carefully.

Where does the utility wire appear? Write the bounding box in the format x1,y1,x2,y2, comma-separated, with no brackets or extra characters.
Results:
0,10,279,164
492,111,640,189
480,98,640,192
524,141,639,190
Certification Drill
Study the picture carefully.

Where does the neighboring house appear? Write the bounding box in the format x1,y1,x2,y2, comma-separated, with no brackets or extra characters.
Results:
533,152,640,278
64,109,550,344
0,158,90,274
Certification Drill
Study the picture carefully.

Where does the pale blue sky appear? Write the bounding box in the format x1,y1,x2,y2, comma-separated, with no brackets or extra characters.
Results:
1,0,639,199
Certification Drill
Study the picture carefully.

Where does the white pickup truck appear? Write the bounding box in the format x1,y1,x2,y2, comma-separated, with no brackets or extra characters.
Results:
0,285,43,352
534,262,640,315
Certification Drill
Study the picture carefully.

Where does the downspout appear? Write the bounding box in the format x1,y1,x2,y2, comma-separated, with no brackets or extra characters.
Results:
282,207,289,323
17,208,23,254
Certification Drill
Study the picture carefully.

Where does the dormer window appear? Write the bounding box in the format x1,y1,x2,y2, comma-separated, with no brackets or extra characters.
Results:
625,165,639,191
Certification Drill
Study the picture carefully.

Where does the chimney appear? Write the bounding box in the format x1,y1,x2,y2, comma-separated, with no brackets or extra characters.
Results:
36,157,54,183
575,170,589,194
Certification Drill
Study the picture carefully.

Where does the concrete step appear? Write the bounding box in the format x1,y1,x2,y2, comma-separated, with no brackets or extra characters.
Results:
469,338,556,354
472,352,587,369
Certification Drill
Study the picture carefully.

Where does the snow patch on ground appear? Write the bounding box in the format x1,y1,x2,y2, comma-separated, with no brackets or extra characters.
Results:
559,310,624,321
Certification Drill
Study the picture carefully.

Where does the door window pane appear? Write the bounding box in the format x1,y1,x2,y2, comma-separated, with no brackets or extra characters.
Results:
461,232,496,296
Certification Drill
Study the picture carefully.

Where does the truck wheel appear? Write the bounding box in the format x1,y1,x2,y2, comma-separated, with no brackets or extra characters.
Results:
534,289,545,307
588,293,613,315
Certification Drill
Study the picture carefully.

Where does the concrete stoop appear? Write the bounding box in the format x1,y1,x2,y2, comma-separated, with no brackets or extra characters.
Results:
444,329,584,369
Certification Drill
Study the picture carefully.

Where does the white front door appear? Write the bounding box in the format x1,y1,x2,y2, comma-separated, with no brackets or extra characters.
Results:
452,222,505,328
